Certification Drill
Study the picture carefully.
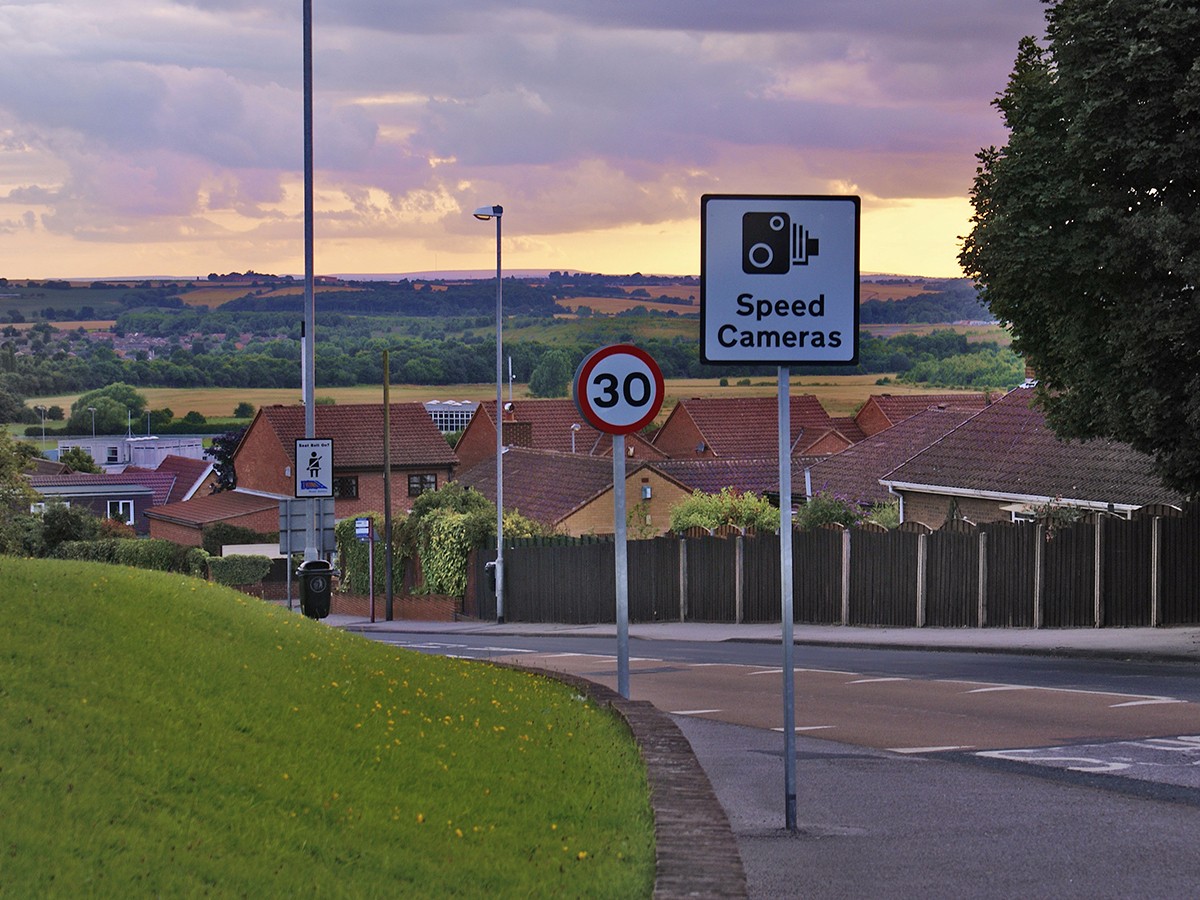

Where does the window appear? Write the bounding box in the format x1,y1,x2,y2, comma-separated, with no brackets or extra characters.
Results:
106,500,134,525
105,446,120,464
333,476,359,499
408,473,437,497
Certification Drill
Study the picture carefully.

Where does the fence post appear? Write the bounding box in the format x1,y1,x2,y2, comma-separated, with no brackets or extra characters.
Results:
678,538,688,623
978,531,988,628
915,533,927,628
1093,520,1103,628
1151,517,1161,627
841,528,851,626
1034,524,1045,629
735,534,745,625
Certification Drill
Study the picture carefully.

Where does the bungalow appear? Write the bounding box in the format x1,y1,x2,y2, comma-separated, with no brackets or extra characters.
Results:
454,447,693,537
879,387,1183,528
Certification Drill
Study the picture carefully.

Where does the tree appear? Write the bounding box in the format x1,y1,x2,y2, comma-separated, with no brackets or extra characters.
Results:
59,446,102,474
960,2,1200,495
527,348,573,398
68,383,148,434
233,401,255,418
206,427,246,492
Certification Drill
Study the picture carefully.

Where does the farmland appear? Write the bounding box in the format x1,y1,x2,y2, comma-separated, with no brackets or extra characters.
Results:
27,374,981,423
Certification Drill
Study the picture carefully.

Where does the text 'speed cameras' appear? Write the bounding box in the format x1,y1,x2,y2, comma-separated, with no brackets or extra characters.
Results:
741,212,819,274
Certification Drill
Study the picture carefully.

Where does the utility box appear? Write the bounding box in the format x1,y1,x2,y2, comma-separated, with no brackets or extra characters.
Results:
297,559,333,619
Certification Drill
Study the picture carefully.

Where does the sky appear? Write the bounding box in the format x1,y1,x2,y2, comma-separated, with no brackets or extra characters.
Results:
0,1,1049,280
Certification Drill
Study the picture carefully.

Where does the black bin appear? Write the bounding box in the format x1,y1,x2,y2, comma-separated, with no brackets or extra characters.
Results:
297,560,333,619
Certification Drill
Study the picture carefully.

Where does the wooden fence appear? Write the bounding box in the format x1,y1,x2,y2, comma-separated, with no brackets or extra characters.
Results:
466,504,1200,627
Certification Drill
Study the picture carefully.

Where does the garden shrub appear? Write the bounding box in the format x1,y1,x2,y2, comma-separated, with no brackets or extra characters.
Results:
208,554,273,586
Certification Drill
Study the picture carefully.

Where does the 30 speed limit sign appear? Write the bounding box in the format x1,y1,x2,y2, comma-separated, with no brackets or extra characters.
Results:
573,344,664,435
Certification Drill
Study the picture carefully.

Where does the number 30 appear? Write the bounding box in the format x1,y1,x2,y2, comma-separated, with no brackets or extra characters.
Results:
592,372,652,408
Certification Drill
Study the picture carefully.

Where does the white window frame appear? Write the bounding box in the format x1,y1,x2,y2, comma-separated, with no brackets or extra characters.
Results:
106,500,135,525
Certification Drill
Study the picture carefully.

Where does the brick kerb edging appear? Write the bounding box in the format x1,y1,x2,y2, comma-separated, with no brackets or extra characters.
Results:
507,664,748,899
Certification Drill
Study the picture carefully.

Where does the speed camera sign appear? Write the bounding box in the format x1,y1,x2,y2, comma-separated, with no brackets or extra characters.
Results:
573,344,664,435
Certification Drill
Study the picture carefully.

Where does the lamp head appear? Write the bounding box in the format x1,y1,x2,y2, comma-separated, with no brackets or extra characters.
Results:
473,204,503,221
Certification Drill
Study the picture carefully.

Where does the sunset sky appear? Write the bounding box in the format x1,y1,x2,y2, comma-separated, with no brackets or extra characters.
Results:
0,1,1048,280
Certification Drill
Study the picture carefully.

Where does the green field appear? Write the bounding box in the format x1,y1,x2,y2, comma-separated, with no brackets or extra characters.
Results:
1,558,655,896
23,374,989,425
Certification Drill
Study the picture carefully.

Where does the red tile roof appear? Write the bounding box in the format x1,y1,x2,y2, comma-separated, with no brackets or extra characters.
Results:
655,396,836,458
126,455,212,503
801,407,978,506
145,489,282,527
865,392,989,426
880,388,1183,510
653,458,797,496
454,447,615,525
475,399,664,458
258,404,457,469
29,471,179,506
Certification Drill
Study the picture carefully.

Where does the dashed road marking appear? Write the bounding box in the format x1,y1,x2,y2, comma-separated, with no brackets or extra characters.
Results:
671,709,723,716
890,745,974,754
848,677,909,685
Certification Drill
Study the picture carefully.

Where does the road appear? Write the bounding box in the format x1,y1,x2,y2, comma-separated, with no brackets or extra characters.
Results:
365,632,1200,897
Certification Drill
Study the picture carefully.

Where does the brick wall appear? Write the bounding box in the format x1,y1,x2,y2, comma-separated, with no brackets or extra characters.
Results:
854,399,895,437
454,416,495,470
653,409,710,459
561,471,691,536
330,592,460,621
899,490,1009,530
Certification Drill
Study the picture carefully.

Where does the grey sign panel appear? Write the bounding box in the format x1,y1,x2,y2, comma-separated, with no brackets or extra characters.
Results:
701,194,860,366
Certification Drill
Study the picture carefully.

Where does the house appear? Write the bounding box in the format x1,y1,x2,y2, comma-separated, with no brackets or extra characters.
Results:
454,399,664,470
651,396,854,459
146,403,458,546
798,406,978,507
224,403,457,516
879,387,1184,528
454,447,693,537
29,471,177,534
125,454,214,503
854,392,989,437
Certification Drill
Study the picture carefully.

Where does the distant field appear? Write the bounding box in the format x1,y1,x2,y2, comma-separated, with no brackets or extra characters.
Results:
5,319,115,332
862,322,1011,346
556,295,695,315
178,285,357,308
858,282,937,302
27,376,982,423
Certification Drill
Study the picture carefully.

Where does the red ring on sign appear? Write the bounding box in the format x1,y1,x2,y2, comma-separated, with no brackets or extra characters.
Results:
573,344,665,435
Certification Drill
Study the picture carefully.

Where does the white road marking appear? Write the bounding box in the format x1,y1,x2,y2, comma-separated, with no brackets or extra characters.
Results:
748,668,782,676
890,745,974,754
847,677,909,685
772,725,836,732
965,685,1033,693
1109,698,1188,708
671,709,723,716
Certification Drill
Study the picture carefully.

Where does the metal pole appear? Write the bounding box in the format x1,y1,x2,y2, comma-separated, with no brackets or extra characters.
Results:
494,213,505,624
383,350,394,620
614,434,630,698
302,0,317,562
779,366,797,831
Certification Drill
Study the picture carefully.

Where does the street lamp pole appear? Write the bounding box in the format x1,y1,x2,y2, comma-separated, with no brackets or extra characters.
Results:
88,406,96,438
36,405,46,446
473,204,504,623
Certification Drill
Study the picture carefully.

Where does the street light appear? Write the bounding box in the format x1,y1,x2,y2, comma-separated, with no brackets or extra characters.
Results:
571,423,581,454
473,203,505,624
87,406,96,438
35,405,46,446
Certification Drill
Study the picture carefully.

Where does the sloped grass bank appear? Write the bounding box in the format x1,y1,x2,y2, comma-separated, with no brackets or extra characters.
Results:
0,559,654,897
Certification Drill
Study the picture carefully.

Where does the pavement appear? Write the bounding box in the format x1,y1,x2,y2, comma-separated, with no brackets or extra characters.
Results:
326,616,1200,663
323,617,1200,897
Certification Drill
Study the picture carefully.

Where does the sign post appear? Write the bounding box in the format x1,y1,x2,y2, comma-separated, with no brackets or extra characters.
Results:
356,517,376,623
701,194,859,831
573,344,665,699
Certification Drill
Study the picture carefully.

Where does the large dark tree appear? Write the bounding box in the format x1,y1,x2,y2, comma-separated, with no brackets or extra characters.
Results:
960,1,1200,495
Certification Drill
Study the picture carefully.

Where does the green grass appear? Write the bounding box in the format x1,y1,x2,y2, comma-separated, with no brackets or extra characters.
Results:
0,558,654,897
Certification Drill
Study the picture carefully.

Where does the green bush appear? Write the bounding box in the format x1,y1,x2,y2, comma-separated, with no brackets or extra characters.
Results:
201,522,278,557
795,491,862,530
208,554,273,586
669,487,779,534
52,538,211,576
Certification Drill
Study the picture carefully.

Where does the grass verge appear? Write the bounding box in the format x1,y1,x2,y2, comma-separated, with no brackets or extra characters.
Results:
0,558,654,897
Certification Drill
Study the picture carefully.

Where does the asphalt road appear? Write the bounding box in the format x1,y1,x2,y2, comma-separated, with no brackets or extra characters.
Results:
368,633,1200,898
